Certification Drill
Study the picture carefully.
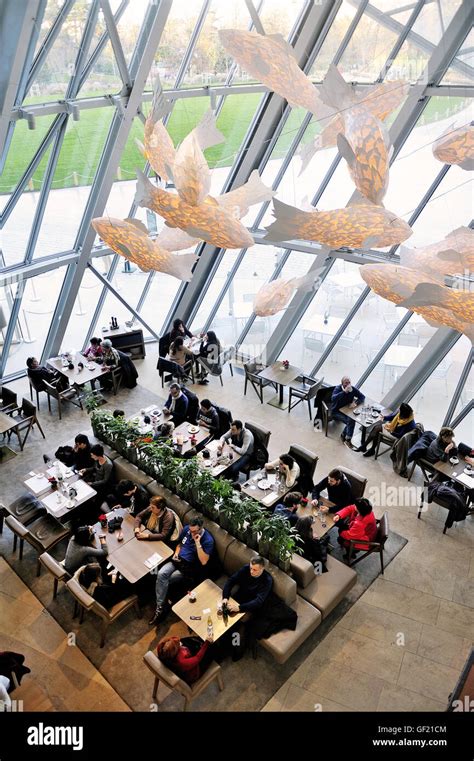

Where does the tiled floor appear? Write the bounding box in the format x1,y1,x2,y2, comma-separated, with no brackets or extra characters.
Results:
1,355,473,712
0,558,129,712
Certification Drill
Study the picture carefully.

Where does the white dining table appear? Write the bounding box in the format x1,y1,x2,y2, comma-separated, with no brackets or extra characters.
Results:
383,344,422,369
301,314,344,336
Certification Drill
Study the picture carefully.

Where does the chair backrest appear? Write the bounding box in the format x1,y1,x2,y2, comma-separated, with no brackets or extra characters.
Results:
1,387,17,408
20,398,37,419
244,359,264,379
158,333,171,359
337,466,367,500
215,405,233,437
306,377,324,401
39,552,69,581
143,650,192,698
27,371,44,392
219,346,234,365
304,336,325,353
376,512,389,546
66,578,99,613
43,380,60,399
288,444,318,493
244,421,271,450
181,386,199,424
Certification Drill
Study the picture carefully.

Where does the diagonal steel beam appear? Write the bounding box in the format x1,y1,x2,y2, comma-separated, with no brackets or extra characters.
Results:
40,0,173,364
0,0,46,171
443,348,473,426
25,0,75,95
78,0,129,91
98,0,132,91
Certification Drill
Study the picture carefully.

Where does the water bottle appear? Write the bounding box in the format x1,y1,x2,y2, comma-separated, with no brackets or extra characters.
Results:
207,615,213,639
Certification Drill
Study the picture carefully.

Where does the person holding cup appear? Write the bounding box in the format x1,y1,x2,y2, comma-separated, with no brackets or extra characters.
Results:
425,427,458,464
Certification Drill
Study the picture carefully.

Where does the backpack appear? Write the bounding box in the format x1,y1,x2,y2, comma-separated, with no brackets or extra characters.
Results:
169,509,183,542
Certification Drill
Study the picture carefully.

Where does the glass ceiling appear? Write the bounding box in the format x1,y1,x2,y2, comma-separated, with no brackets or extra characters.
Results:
0,0,472,434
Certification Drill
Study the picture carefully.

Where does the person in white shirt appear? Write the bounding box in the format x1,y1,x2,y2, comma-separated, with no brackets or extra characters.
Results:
218,420,254,480
265,453,300,488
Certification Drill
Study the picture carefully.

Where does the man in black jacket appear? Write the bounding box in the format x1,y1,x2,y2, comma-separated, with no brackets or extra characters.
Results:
163,383,189,427
311,468,355,512
110,480,150,516
222,557,273,660
198,399,220,437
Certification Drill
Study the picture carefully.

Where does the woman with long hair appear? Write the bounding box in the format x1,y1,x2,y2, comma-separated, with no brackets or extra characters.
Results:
197,330,222,384
157,635,213,684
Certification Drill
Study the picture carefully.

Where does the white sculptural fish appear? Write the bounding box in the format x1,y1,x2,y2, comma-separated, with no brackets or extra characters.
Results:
91,217,197,281
253,272,317,316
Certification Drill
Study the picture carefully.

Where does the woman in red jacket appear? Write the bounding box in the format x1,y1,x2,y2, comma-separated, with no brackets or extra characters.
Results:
333,498,377,559
157,636,213,684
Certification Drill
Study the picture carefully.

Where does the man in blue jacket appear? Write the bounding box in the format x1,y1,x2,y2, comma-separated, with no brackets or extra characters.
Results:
331,376,365,449
162,383,189,427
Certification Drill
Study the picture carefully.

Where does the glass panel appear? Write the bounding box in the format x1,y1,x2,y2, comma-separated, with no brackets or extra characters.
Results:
138,273,182,338
338,9,399,81
410,0,461,47
24,0,91,103
451,365,473,444
60,266,107,351
0,115,56,198
145,0,204,90
32,107,114,258
32,1,67,60
362,313,437,401
244,249,315,362
259,0,307,38
408,334,469,435
189,250,241,333
179,0,253,88
407,164,473,248
440,28,474,85
80,39,123,96
386,35,430,84
92,280,149,340
3,268,67,375
113,0,149,67
308,1,357,80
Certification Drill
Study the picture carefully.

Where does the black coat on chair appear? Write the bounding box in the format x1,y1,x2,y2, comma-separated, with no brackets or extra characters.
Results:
117,350,138,388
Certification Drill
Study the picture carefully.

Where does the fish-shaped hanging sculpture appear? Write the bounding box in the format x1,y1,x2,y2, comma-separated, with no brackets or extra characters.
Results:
432,123,474,171
91,217,197,281
168,131,211,206
360,263,474,342
216,169,275,219
134,170,255,249
218,29,328,115
399,227,474,279
264,198,412,249
253,272,317,316
140,108,225,181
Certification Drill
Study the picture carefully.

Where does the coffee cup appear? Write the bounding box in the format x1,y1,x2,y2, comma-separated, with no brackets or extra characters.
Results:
449,457,459,465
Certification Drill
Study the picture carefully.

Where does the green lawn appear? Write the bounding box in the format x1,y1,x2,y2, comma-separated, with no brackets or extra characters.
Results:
0,92,468,195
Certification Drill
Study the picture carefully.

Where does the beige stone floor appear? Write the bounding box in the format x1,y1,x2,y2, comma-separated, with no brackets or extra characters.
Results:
3,354,474,712
0,557,129,711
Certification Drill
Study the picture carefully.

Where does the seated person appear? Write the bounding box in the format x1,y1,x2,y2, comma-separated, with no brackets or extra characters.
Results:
295,516,328,571
331,375,365,449
425,426,457,464
74,562,134,609
222,557,273,661
163,383,188,427
134,496,177,543
167,337,194,368
73,433,93,471
98,339,121,391
83,336,103,359
26,356,67,391
218,420,254,480
149,515,214,625
157,635,213,685
64,525,109,575
272,491,303,526
333,498,377,560
113,409,125,418
112,479,150,515
357,402,416,456
170,318,194,345
79,444,114,498
311,468,355,513
265,453,300,489
198,399,219,437
153,421,175,442
197,331,221,384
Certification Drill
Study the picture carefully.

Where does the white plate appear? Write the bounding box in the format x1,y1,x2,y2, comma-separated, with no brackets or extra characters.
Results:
203,460,212,467
174,437,189,444
353,409,360,415
187,425,199,434
258,479,273,490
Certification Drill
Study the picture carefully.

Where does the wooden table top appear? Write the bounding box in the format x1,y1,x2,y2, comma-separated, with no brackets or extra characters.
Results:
297,497,336,539
92,508,136,553
173,421,211,454
47,354,109,384
432,456,474,489
257,362,302,386
172,579,244,642
108,535,173,585
0,411,18,435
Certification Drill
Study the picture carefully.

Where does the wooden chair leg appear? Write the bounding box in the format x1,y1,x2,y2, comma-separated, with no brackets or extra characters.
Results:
47,393,51,413
19,537,24,559
219,375,223,387
184,697,190,711
13,533,18,552
36,389,40,409
35,417,46,439
217,672,224,690
29,384,33,402
0,509,4,534
229,363,233,377
58,399,62,420
134,601,142,618
380,549,384,575
53,578,59,599
152,676,159,700
244,378,248,396
79,606,85,624
73,601,79,619
36,558,41,577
